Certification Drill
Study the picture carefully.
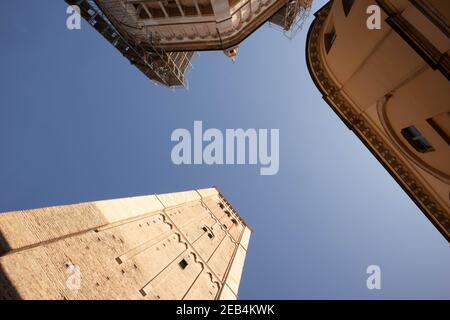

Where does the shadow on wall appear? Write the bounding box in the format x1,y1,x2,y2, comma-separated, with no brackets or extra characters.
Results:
0,231,21,300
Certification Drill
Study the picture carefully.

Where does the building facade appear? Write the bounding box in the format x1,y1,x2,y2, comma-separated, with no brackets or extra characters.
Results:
306,0,449,240
0,187,251,299
66,0,312,87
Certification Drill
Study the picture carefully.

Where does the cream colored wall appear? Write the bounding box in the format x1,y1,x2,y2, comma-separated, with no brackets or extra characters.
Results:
320,0,389,86
384,68,450,178
320,0,450,213
225,244,247,294
0,187,251,300
401,4,449,54
363,102,450,212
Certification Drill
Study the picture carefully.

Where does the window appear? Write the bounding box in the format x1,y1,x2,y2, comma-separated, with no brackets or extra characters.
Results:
225,210,231,217
324,26,336,54
202,226,208,232
231,218,238,225
427,112,450,146
342,0,355,17
218,202,224,209
179,259,188,270
401,126,434,153
207,233,214,239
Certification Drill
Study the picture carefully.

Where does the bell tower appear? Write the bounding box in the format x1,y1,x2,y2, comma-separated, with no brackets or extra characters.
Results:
0,187,251,299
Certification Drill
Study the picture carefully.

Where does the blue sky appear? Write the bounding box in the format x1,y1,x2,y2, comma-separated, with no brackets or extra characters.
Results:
0,1,449,299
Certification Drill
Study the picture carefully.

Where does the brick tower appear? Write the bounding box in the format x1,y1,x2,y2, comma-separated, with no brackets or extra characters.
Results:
0,187,251,299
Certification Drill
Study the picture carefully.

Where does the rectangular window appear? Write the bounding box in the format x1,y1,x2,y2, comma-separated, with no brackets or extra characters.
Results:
401,126,434,153
179,259,188,270
427,112,450,146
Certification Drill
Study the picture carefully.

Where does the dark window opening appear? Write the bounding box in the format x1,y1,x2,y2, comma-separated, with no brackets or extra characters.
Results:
218,203,224,209
231,218,238,225
225,210,231,217
179,259,188,269
162,1,182,18
182,5,198,17
198,2,214,15
207,233,214,239
342,0,355,17
324,26,337,54
136,4,151,19
401,126,434,153
202,226,208,232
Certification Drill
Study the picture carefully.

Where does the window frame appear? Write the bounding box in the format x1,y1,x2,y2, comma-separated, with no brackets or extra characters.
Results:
401,125,435,153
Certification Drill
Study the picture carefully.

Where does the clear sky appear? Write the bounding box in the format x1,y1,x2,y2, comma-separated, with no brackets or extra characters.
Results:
0,1,449,299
